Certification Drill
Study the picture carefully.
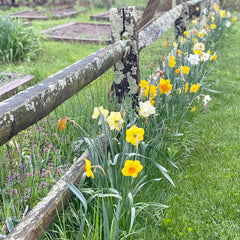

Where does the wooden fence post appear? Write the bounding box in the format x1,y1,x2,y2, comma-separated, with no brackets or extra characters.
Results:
174,0,189,39
110,7,140,105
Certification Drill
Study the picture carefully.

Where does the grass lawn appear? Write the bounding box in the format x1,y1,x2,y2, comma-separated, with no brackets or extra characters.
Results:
135,20,240,239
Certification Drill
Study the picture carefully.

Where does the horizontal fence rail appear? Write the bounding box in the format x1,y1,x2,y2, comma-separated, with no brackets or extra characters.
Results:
0,40,130,146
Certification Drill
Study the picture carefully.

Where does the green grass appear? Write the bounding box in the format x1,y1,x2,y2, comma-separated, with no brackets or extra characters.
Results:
134,20,240,239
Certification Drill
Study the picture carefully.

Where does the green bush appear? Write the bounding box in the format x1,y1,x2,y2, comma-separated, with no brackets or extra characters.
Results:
0,16,41,63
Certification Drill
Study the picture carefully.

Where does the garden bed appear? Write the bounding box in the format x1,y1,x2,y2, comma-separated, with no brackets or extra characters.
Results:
9,7,85,20
0,73,35,102
41,22,112,44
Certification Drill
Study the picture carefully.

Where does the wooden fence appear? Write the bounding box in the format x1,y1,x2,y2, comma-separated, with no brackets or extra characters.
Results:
1,0,217,239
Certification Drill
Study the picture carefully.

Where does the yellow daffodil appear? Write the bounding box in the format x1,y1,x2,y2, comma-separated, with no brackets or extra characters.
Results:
176,49,182,56
159,78,173,95
180,66,190,75
84,158,94,178
126,125,144,146
211,53,217,60
121,160,143,178
211,24,216,30
185,82,189,93
144,84,158,99
231,17,237,21
173,42,178,48
198,32,204,39
184,30,189,38
92,106,109,125
211,16,215,23
191,106,196,112
190,83,200,93
220,10,226,18
214,3,219,11
169,55,176,68
175,68,180,75
139,79,149,89
107,112,124,131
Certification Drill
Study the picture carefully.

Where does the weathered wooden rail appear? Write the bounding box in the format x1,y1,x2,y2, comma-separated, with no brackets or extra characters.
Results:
2,0,218,239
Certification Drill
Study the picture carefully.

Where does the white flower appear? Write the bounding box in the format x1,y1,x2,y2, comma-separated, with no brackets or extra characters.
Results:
194,42,205,52
203,95,212,105
225,21,231,27
139,101,155,118
201,52,210,62
187,54,200,66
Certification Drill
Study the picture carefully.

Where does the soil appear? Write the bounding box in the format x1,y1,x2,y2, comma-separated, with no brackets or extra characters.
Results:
45,22,112,43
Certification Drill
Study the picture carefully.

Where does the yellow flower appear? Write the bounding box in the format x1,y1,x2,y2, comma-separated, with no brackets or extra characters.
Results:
180,37,184,44
57,118,67,130
193,49,201,55
185,82,189,93
107,112,124,131
210,24,216,30
84,158,94,179
126,125,144,146
220,10,226,18
207,50,211,55
175,68,180,75
196,7,199,11
92,106,109,125
214,3,219,11
211,16,215,23
190,83,200,93
139,79,149,89
184,30,189,38
144,84,158,99
173,42,178,48
176,49,182,56
180,66,190,75
159,78,173,95
198,32,204,39
169,55,176,68
211,53,217,60
231,17,237,21
205,24,209,30
191,106,196,112
121,160,143,178
192,37,197,43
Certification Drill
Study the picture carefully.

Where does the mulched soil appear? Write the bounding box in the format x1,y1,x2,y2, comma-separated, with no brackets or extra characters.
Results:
46,22,111,42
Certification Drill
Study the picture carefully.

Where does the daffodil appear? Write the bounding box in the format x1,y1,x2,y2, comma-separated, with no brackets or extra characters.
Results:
185,82,189,93
191,106,196,112
159,78,173,95
107,112,124,131
121,160,143,178
219,10,226,18
211,53,217,60
139,79,149,89
84,158,94,178
126,125,144,146
180,66,190,74
169,55,176,68
139,101,156,118
92,106,109,125
187,54,200,66
144,84,158,99
231,17,237,21
190,83,200,93
57,118,67,130
184,30,189,38
210,24,216,30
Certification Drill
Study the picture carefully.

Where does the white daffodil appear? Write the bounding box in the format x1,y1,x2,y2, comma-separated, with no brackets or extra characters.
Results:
139,101,156,118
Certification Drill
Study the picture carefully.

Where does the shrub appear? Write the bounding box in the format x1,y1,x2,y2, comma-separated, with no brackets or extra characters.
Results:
0,16,41,63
